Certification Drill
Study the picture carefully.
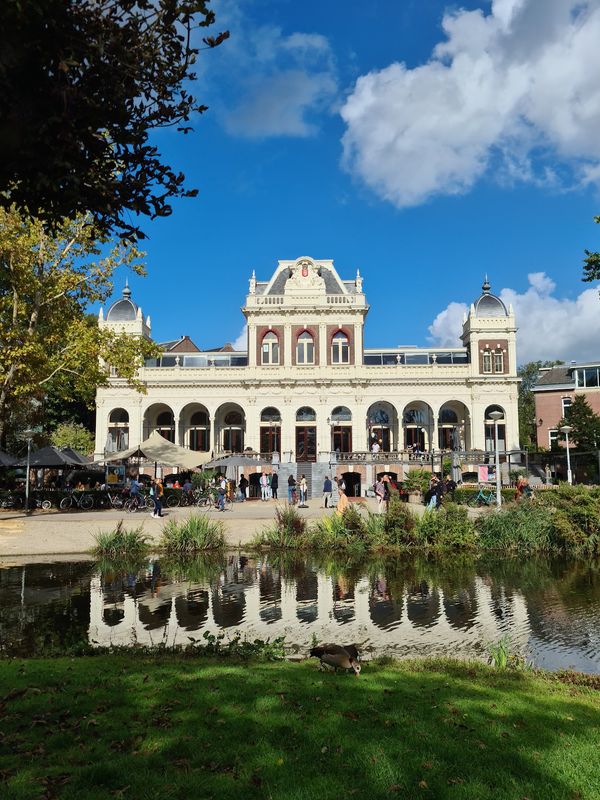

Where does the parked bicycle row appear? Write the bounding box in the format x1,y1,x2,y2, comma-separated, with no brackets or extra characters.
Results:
0,486,236,512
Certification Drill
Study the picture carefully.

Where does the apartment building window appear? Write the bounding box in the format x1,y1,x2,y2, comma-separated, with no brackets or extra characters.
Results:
548,429,559,448
493,352,504,373
561,397,573,416
483,352,492,373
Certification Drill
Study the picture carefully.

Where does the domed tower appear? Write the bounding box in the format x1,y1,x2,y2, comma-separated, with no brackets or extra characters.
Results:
98,281,151,339
460,278,519,452
461,277,516,378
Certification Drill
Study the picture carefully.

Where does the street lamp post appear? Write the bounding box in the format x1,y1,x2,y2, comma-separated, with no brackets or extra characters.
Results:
489,411,504,507
23,429,35,513
560,425,573,485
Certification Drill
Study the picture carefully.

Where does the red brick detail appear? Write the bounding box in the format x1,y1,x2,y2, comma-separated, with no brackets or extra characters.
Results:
478,339,509,375
327,325,354,366
534,388,600,448
256,325,284,366
292,326,319,366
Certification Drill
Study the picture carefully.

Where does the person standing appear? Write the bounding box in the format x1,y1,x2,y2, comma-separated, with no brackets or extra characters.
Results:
322,475,332,508
336,486,349,515
288,474,296,504
152,478,164,517
271,471,278,500
444,474,457,500
371,440,380,457
299,474,307,506
238,473,248,501
260,471,269,501
374,477,386,514
218,474,227,511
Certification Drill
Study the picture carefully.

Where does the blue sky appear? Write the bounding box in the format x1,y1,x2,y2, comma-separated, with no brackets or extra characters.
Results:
110,0,600,363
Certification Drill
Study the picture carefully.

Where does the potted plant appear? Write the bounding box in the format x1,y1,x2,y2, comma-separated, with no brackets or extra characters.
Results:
403,468,431,504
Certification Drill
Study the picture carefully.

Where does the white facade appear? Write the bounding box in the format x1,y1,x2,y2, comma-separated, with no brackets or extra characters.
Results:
94,258,519,467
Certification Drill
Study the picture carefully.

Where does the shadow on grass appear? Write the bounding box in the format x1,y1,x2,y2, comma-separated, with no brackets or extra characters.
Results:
0,656,598,800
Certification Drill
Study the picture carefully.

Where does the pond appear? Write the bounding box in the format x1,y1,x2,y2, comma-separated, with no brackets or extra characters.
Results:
1,554,599,672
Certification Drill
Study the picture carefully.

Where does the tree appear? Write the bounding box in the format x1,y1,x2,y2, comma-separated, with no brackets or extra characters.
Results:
0,207,159,448
583,215,600,284
0,1,228,239
50,422,95,455
558,395,600,452
518,360,563,449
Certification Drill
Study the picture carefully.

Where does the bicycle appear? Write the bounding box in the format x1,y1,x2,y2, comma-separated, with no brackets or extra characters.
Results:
468,485,497,507
33,496,52,510
124,493,152,513
0,493,24,509
59,491,95,511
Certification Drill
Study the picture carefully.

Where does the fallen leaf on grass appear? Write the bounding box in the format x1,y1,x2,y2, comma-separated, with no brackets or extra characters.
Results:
419,779,429,789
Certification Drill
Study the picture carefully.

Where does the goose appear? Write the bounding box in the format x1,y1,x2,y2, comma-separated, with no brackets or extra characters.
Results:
309,643,361,676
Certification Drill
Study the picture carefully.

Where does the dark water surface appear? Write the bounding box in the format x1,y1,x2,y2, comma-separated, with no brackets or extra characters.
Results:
1,554,599,672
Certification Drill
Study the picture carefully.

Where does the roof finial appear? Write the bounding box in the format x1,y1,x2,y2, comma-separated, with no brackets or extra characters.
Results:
123,278,131,299
482,274,491,293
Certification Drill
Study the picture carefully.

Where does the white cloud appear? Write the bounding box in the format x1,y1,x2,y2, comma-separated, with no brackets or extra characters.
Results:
206,3,337,138
340,0,600,206
428,273,600,363
232,325,247,351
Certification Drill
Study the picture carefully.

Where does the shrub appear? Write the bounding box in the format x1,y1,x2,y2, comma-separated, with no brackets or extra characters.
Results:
252,504,307,549
383,499,421,546
476,504,553,552
160,514,225,553
404,469,431,494
417,503,477,550
93,520,149,557
308,510,368,554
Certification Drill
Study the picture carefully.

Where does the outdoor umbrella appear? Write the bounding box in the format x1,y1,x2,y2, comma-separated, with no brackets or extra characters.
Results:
205,453,262,469
14,446,83,468
61,447,91,465
0,450,16,467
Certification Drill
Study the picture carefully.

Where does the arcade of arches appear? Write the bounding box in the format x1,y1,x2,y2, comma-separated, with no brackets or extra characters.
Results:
108,399,503,460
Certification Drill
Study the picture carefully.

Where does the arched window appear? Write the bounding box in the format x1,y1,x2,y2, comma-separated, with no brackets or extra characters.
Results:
155,410,174,443
260,407,281,454
260,407,281,423
261,332,279,365
296,331,314,365
331,331,349,364
439,409,458,424
190,411,209,426
484,405,505,452
109,408,129,424
224,411,242,426
331,406,352,422
107,408,129,452
189,410,209,451
296,406,316,422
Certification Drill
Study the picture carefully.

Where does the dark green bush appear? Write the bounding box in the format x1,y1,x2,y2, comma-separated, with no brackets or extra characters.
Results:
383,499,421,546
417,503,477,550
476,504,553,552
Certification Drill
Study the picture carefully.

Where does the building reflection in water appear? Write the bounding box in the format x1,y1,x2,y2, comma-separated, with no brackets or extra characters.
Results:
88,555,538,662
2,556,599,670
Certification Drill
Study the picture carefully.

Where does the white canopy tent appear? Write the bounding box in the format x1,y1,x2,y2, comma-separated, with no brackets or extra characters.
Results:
96,431,213,469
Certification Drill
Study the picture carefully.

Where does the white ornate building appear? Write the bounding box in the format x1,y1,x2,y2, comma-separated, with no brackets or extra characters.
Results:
95,257,519,493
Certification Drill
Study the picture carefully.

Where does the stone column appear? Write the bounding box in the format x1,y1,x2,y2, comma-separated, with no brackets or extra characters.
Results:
318,322,327,367
248,324,257,367
284,323,292,367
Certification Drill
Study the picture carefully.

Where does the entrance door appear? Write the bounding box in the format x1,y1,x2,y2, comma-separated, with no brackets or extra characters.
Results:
260,426,281,454
296,426,317,462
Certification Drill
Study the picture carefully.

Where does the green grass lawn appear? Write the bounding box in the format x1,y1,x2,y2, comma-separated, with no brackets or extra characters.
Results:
0,656,598,800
